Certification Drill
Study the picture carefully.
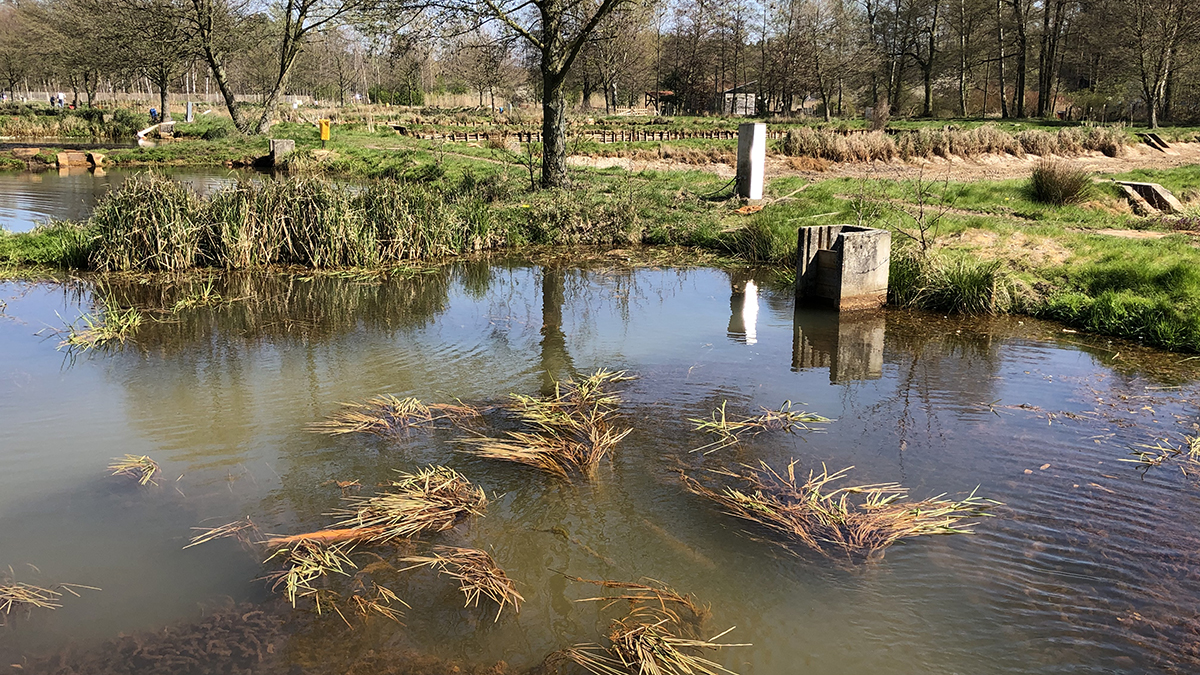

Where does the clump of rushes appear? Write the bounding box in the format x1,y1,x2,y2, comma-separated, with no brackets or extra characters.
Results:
400,545,524,621
264,466,487,547
690,400,830,454
265,539,358,611
551,577,747,675
309,395,481,436
1028,159,1093,205
57,299,143,352
460,369,635,479
683,461,997,560
108,454,160,486
184,517,259,549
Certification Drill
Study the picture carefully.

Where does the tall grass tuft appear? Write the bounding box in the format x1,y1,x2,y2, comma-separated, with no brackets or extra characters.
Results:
90,174,206,271
889,249,1013,315
1028,160,1093,206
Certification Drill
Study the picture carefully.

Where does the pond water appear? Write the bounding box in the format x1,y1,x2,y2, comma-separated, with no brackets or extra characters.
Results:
1,262,1199,675
0,167,252,233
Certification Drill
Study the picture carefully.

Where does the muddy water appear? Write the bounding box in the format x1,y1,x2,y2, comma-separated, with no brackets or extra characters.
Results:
1,263,1199,674
0,167,254,233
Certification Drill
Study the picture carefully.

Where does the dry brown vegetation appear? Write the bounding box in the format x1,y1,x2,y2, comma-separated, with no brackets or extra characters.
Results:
108,454,161,486
460,369,635,479
683,460,997,560
400,545,524,620
309,395,482,436
1,570,98,625
548,577,747,675
780,125,1129,163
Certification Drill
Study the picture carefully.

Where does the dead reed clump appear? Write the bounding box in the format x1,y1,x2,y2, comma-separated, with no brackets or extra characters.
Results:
309,395,482,436
401,545,523,620
108,454,161,486
1,569,99,624
184,517,260,549
690,400,830,454
460,369,635,480
265,539,358,611
551,577,746,675
280,465,488,546
682,460,998,560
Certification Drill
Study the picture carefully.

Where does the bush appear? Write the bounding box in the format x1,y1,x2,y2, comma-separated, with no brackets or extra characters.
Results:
889,250,1013,315
1028,159,1093,205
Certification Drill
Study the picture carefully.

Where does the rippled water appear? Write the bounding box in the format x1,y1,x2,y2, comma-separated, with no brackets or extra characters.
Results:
0,167,252,233
1,262,1198,674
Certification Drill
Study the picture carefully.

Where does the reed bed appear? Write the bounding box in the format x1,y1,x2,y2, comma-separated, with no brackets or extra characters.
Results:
309,395,481,436
690,401,830,454
460,369,635,479
83,173,506,272
108,454,160,486
683,460,997,559
779,124,1130,163
552,577,745,675
400,545,523,620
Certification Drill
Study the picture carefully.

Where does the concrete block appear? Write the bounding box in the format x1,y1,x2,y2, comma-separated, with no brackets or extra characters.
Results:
12,147,40,159
796,224,891,311
1116,181,1184,214
736,123,766,200
269,138,296,166
56,151,88,167
86,152,105,167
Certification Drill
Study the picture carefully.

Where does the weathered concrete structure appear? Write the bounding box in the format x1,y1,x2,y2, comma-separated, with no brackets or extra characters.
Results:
1116,181,1184,214
269,139,296,166
792,307,884,383
796,225,891,311
55,151,89,168
736,123,766,201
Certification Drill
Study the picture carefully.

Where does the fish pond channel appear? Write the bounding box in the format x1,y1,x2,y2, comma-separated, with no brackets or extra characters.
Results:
1,262,1199,675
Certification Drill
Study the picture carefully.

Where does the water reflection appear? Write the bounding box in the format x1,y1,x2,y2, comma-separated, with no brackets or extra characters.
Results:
4,265,1200,675
727,275,759,345
792,307,884,382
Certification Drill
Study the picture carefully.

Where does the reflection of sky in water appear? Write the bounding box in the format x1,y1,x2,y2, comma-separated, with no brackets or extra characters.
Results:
0,167,251,232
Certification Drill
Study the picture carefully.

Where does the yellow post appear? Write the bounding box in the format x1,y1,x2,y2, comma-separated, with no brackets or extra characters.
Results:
318,119,330,147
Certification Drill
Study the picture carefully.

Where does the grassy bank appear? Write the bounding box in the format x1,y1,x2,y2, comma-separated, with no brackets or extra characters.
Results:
3,128,1200,353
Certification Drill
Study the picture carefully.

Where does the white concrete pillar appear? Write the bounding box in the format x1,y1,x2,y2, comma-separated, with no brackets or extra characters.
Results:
736,122,766,200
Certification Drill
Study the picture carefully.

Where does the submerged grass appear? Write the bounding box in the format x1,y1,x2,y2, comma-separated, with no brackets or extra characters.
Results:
552,577,745,675
57,298,143,352
108,454,160,486
310,395,481,436
683,460,997,560
460,369,634,479
690,401,830,454
1120,435,1200,477
315,466,487,545
400,545,523,621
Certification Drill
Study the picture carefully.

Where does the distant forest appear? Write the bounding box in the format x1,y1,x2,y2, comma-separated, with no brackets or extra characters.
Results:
1,0,1196,127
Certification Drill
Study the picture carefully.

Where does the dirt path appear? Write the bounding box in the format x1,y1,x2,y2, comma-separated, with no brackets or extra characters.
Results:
568,142,1200,183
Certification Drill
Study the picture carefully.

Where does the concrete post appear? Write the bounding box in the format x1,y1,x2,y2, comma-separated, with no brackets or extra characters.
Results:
736,122,766,201
186,102,194,123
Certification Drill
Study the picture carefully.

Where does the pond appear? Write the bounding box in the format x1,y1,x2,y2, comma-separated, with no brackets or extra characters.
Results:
1,262,1198,675
0,167,253,233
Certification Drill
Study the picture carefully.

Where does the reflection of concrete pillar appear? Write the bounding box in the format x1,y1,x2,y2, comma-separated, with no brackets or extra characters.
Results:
728,279,759,345
793,307,884,382
736,123,766,200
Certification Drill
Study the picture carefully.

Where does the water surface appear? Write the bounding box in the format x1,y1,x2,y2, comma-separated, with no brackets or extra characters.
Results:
1,263,1198,674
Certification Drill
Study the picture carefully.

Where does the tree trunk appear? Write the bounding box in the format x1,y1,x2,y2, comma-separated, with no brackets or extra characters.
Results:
996,0,1008,118
541,72,567,188
1011,1,1027,117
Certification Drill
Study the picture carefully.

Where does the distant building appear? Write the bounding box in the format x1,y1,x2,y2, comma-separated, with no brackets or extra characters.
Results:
719,83,757,116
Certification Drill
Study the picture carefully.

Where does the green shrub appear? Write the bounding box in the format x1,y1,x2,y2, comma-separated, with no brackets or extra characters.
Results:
888,250,1012,315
